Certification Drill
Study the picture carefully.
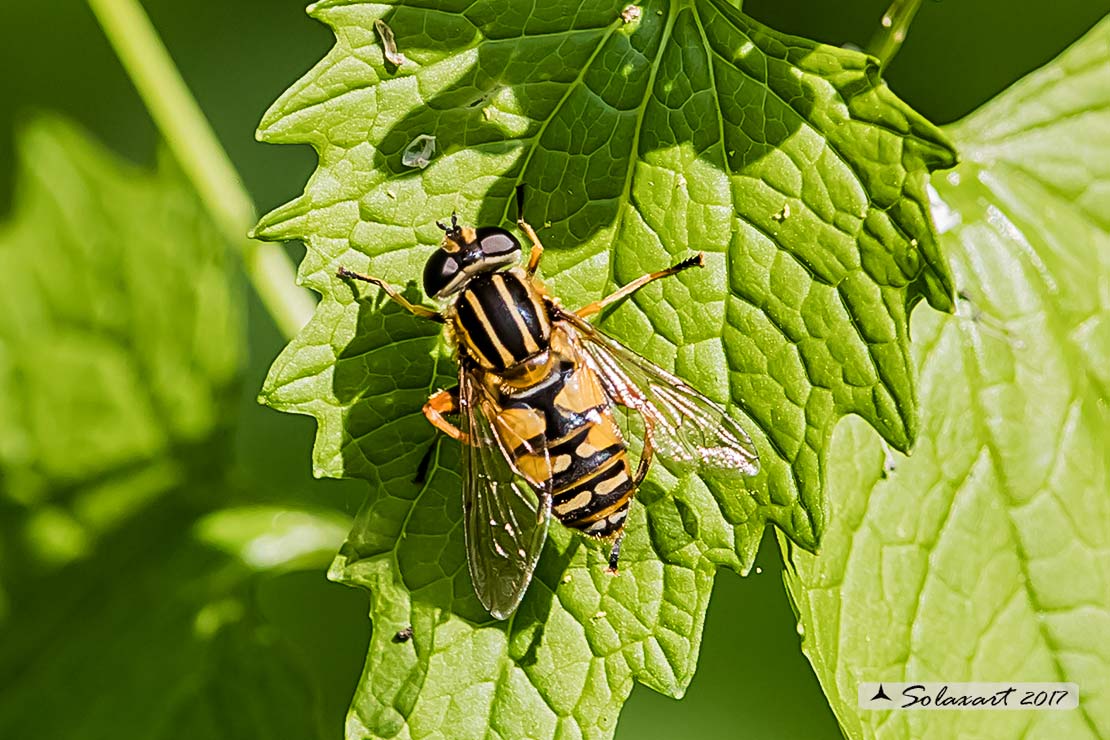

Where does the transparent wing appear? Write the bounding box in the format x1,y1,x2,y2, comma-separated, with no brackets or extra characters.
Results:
559,311,760,476
459,369,551,620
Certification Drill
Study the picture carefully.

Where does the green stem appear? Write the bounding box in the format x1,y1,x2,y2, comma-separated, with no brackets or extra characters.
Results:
866,0,925,69
87,0,315,340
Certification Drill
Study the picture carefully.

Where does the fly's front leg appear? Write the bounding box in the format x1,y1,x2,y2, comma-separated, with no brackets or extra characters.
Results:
337,266,444,322
520,220,545,275
515,185,545,275
423,387,470,444
575,253,705,319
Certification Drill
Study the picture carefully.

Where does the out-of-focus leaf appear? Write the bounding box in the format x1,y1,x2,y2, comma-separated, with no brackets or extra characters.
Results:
0,115,241,571
0,501,336,740
197,505,352,572
0,117,349,739
252,1,956,736
783,16,1110,739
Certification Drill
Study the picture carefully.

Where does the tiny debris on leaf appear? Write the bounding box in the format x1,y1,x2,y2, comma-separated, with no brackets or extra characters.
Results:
401,134,436,169
881,440,897,478
620,4,642,23
373,19,408,67
772,203,791,222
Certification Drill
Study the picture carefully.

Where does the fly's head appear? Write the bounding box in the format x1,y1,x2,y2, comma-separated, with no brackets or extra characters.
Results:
422,214,521,299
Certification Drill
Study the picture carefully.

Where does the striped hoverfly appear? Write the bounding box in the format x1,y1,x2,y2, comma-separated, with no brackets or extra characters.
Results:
338,188,759,619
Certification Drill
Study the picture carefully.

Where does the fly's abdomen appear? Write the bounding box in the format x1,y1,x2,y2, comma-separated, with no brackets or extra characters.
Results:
454,269,551,371
491,327,635,538
548,419,634,537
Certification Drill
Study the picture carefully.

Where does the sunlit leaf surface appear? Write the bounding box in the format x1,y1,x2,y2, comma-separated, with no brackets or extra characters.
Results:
784,17,1110,739
254,1,956,736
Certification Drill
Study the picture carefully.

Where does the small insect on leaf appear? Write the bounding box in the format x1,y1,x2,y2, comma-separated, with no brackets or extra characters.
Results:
335,190,759,620
392,627,413,644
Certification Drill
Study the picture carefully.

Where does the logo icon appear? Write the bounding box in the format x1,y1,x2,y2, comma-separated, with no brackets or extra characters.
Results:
871,684,892,702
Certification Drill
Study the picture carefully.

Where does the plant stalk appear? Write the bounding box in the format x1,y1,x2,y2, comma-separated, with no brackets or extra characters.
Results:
86,0,315,340
867,0,925,69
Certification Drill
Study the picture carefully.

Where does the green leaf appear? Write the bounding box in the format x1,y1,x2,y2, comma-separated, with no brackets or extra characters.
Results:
783,16,1110,739
0,116,241,569
254,0,955,736
197,505,353,573
0,117,348,738
0,501,339,740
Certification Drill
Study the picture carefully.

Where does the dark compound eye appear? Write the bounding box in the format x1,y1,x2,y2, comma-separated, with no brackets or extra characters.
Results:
422,249,461,298
474,227,520,258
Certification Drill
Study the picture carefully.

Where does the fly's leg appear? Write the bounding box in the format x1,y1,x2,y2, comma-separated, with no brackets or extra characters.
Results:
606,533,625,574
536,485,552,525
632,437,655,486
605,440,652,574
423,387,470,444
412,438,439,484
575,253,705,319
515,185,545,275
337,266,444,322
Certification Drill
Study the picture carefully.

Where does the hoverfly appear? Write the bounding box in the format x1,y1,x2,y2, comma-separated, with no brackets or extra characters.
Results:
338,188,759,619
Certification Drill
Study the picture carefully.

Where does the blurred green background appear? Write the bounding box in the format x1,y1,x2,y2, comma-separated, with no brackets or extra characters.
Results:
0,1,1104,738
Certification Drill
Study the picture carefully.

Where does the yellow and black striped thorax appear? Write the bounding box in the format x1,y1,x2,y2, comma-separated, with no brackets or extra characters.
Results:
453,268,552,371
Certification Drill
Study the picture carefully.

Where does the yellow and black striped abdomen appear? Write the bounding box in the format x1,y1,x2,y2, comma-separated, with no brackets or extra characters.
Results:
489,330,634,538
454,268,551,371
547,419,634,536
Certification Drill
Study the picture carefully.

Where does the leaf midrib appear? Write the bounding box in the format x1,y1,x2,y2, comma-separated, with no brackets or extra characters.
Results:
953,296,1101,737
494,21,622,229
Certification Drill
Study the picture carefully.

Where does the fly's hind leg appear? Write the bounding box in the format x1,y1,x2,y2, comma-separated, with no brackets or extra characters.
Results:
632,437,655,486
607,439,653,574
576,253,705,319
606,533,625,574
423,387,471,444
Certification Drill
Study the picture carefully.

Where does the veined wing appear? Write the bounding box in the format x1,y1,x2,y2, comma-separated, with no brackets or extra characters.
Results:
558,310,759,476
459,368,551,620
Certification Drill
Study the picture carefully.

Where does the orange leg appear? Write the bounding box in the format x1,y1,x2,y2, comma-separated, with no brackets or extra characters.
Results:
423,388,470,444
337,266,444,322
575,253,705,319
519,218,545,275
632,437,654,486
515,185,545,275
606,439,653,574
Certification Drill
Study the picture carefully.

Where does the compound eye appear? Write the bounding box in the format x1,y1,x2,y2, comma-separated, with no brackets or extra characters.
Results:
474,227,520,259
423,249,460,298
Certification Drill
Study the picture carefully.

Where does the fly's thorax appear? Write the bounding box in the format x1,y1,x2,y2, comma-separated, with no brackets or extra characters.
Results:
495,348,556,390
451,268,552,371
